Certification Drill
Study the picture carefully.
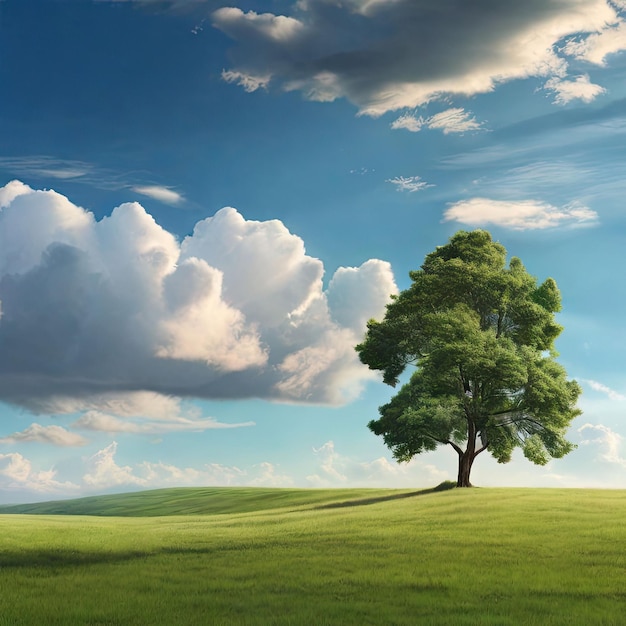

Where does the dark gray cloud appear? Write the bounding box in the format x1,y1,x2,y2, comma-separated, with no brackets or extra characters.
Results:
213,0,623,115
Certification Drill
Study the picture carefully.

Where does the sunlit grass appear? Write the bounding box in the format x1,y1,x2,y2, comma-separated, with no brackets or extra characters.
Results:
1,488,625,625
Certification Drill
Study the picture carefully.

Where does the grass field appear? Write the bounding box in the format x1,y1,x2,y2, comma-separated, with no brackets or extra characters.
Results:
1,487,625,625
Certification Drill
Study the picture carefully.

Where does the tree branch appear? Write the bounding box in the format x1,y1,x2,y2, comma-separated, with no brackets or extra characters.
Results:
475,443,489,456
446,441,464,456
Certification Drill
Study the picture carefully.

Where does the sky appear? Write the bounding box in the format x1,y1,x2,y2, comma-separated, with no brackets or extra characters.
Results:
0,0,625,503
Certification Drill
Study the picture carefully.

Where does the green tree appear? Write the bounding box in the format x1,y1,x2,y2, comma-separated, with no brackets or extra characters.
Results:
356,230,581,487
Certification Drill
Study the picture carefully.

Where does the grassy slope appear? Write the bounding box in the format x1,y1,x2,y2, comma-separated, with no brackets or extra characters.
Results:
1,487,625,625
0,486,426,516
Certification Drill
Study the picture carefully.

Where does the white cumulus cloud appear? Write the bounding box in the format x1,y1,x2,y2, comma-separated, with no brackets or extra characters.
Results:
0,452,79,494
82,441,293,491
0,181,397,415
578,423,626,468
443,197,599,230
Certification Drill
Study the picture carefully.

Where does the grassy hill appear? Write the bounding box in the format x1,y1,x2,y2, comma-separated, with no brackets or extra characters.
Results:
1,487,625,625
0,485,438,516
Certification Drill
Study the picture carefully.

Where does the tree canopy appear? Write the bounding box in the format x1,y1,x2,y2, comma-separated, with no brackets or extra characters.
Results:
356,230,581,487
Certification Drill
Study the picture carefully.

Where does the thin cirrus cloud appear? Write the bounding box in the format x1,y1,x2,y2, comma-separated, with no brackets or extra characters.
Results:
131,185,185,206
392,109,483,134
443,197,599,230
71,410,255,434
212,0,624,116
582,379,626,401
0,180,397,417
386,176,433,193
0,156,91,181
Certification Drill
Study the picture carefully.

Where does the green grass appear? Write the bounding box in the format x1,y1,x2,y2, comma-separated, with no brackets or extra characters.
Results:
0,486,427,517
1,487,625,625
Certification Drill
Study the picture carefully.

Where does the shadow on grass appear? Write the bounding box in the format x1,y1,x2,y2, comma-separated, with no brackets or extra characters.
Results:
0,549,153,569
313,481,457,510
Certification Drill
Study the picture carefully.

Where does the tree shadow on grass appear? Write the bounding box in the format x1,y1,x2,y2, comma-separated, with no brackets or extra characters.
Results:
312,481,456,510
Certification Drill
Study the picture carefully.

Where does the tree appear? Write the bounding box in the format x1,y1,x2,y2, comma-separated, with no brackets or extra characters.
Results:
356,230,581,487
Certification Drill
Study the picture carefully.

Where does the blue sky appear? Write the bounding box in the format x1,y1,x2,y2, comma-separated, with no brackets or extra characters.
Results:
0,0,625,502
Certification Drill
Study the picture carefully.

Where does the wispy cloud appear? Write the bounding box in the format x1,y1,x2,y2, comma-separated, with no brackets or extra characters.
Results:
0,156,91,180
426,108,483,134
386,175,433,193
391,108,482,134
0,424,88,447
443,197,599,230
72,411,254,434
0,156,188,206
390,113,425,132
132,185,185,205
222,70,271,93
582,379,626,401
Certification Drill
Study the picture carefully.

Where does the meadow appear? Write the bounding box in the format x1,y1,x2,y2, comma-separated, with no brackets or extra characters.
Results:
1,486,625,625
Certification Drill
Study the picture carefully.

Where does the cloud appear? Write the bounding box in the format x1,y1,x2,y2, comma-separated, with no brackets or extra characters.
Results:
545,74,607,104
563,15,626,65
425,108,483,134
0,181,396,414
213,0,620,116
83,442,147,488
582,379,626,401
82,441,293,491
72,410,254,434
306,440,448,488
390,113,425,132
248,461,294,487
0,156,185,204
391,108,482,134
443,197,599,230
386,176,433,193
578,423,626,468
0,452,79,494
212,7,304,42
0,156,90,181
0,423,88,446
222,70,271,92
308,441,348,483
132,185,184,206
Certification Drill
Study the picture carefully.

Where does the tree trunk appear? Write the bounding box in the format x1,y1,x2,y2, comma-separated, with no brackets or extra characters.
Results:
457,417,477,487
457,450,474,487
